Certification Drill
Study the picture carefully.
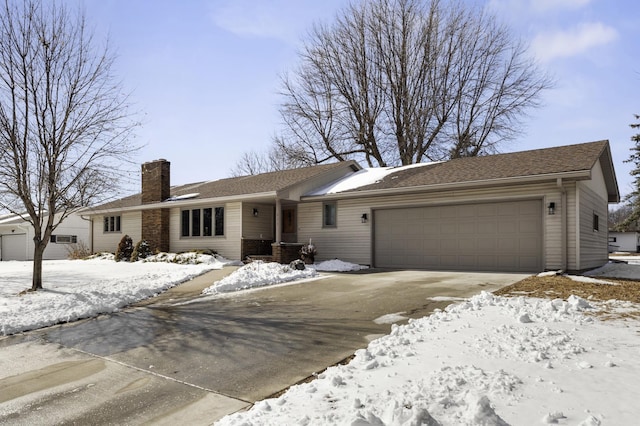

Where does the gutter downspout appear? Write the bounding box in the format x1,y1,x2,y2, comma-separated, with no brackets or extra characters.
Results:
557,178,567,272
81,214,94,254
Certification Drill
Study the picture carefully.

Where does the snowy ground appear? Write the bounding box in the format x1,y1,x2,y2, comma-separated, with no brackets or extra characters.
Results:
0,253,231,335
1,256,639,425
214,263,640,426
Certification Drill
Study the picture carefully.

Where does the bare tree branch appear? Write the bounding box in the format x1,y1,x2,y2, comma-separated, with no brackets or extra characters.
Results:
0,0,140,290
235,0,553,173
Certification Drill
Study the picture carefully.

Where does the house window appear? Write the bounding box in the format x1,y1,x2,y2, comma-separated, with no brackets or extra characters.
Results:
192,209,201,236
103,215,121,233
593,213,599,231
181,207,224,237
50,235,77,244
323,202,337,228
203,208,212,236
181,210,190,237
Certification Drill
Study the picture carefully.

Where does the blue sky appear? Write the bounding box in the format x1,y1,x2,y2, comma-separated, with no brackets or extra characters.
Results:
80,0,640,200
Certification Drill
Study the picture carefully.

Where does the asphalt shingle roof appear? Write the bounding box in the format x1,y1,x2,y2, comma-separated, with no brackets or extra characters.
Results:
345,140,610,193
91,161,355,211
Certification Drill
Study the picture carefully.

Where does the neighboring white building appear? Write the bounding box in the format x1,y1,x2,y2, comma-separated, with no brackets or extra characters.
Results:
0,211,90,261
608,231,640,253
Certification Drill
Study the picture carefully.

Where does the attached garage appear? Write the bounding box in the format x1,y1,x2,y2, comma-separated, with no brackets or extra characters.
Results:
374,200,543,272
1,234,27,261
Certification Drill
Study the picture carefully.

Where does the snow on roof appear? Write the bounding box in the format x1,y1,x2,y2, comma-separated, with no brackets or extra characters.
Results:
306,162,437,196
165,193,200,202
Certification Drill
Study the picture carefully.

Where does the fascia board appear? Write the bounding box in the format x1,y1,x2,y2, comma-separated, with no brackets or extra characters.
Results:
87,191,278,215
301,170,592,201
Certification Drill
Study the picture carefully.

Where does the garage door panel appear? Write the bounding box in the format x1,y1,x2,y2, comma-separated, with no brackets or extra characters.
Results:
458,222,476,233
1,234,27,261
519,221,539,233
374,200,542,272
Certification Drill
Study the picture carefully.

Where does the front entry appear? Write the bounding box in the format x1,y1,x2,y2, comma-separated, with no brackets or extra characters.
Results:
282,207,297,243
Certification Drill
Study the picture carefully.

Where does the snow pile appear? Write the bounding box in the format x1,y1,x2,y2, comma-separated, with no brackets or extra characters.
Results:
203,261,318,294
216,291,640,426
583,261,640,279
0,258,221,336
143,252,240,266
314,259,368,272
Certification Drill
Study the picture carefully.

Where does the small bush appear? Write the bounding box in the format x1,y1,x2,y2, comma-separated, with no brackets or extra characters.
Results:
115,234,133,262
65,241,92,260
131,240,152,261
300,239,317,264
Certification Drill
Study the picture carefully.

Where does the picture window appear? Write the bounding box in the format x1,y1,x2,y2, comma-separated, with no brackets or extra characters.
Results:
181,207,224,237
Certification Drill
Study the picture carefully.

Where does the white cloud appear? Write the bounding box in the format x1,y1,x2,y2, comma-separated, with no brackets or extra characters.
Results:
208,0,293,41
532,22,618,62
531,0,591,13
207,0,338,43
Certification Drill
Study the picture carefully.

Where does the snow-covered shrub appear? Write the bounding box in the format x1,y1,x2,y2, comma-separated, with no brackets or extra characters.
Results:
131,240,152,261
115,235,133,262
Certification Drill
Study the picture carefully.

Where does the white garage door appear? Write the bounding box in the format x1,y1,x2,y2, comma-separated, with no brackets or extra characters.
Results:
374,200,542,272
1,234,27,261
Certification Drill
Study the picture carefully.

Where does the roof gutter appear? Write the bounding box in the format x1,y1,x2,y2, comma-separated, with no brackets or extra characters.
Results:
302,170,592,201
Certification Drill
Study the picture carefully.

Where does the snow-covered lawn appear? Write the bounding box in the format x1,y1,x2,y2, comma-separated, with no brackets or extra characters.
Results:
214,262,640,426
0,253,229,335
1,256,639,425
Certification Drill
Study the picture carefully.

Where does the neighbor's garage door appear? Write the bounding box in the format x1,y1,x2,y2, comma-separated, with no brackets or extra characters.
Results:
374,200,542,272
1,234,27,261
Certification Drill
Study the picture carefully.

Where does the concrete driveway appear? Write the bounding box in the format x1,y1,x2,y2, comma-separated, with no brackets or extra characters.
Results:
0,268,528,425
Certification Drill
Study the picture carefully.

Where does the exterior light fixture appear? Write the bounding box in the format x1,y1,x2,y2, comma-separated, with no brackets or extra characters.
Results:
547,202,555,215
361,213,368,223
253,208,259,217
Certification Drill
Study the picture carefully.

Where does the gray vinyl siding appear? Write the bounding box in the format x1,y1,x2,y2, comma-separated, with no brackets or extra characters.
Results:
299,182,563,268
169,202,242,260
298,199,371,264
241,203,274,239
92,211,141,253
298,182,592,270
576,184,608,270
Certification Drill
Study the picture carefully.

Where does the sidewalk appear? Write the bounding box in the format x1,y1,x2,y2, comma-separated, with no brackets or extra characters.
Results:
134,265,241,306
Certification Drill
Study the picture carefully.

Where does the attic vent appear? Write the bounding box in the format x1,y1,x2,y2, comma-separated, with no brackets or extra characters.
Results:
165,193,199,202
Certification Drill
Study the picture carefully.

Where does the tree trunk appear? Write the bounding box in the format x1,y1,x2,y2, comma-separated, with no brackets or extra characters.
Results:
31,243,45,291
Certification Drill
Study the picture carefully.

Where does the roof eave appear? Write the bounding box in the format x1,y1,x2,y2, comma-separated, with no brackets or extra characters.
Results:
86,191,278,215
597,143,620,203
301,170,592,201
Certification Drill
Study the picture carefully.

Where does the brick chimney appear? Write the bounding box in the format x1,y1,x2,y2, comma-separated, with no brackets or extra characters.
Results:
141,159,170,253
141,159,170,204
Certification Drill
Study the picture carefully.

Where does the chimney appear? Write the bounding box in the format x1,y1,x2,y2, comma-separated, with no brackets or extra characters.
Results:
141,159,171,253
142,159,170,204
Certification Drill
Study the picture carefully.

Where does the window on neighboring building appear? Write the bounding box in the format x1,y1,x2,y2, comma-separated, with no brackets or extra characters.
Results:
593,213,599,231
103,215,121,233
50,235,77,244
181,207,224,237
323,202,337,228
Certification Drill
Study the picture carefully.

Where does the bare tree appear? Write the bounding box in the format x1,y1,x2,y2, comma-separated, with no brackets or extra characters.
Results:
0,0,140,290
230,140,315,177
260,0,552,169
609,204,634,231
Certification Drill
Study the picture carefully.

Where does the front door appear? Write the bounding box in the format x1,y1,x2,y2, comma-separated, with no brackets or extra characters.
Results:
282,207,297,242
